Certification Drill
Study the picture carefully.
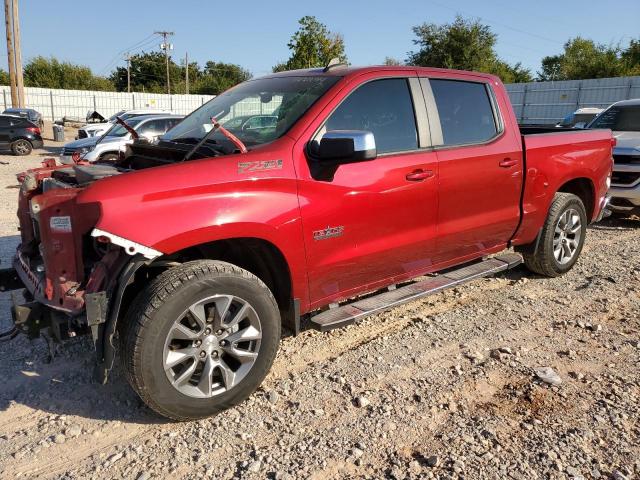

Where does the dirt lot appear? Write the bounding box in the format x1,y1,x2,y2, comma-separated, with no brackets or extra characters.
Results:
0,135,638,480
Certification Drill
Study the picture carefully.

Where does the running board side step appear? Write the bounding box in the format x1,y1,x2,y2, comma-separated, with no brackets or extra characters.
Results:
309,253,522,332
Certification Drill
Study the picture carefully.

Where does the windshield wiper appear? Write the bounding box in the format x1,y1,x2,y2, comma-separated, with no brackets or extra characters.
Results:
182,117,247,161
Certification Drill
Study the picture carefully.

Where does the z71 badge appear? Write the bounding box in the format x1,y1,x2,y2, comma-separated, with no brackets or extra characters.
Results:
313,226,344,241
238,159,283,174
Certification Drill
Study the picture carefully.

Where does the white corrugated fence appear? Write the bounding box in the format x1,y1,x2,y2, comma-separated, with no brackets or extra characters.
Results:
0,86,215,121
505,76,640,125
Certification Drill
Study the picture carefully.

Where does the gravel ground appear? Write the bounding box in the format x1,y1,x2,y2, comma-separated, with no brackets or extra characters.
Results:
0,136,638,480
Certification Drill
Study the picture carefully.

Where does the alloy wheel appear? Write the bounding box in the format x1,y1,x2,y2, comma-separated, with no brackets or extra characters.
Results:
163,295,262,398
553,208,582,265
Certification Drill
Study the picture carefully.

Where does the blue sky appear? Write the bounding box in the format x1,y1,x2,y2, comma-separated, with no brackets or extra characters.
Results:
8,0,640,78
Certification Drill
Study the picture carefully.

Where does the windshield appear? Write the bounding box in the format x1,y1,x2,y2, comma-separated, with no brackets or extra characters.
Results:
107,110,127,122
104,118,143,137
162,75,340,148
588,106,640,132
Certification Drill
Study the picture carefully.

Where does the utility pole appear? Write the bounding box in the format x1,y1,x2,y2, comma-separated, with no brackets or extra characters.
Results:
124,52,131,93
155,30,174,94
184,52,189,94
3,0,17,107
11,0,23,107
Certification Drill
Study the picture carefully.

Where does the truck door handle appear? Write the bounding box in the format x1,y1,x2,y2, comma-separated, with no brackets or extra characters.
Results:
499,158,518,168
406,169,434,181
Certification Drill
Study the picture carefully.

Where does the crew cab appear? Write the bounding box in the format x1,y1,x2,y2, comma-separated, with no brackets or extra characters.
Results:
5,65,613,421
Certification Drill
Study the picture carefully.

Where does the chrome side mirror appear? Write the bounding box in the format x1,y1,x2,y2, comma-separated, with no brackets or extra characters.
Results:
314,130,377,163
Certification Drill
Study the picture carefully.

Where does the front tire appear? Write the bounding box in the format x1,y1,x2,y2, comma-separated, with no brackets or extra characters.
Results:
523,192,587,277
121,260,281,421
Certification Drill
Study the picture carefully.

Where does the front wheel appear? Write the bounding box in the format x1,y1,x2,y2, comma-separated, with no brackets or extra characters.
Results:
522,192,587,277
121,260,281,421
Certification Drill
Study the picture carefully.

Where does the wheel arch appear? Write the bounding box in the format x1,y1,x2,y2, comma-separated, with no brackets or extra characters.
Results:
557,177,595,221
118,236,298,337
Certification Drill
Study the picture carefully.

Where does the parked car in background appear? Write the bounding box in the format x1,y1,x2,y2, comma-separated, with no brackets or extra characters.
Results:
9,65,613,420
76,109,173,139
588,99,640,215
61,114,183,164
2,108,45,129
0,114,43,155
556,107,604,128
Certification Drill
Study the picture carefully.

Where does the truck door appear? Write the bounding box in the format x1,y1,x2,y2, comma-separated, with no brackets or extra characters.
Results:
296,75,439,308
422,77,523,264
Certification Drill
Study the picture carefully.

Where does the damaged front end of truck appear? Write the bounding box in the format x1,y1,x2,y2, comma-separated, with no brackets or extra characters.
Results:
3,159,155,383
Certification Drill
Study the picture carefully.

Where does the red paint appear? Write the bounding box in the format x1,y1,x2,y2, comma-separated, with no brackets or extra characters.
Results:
15,66,613,318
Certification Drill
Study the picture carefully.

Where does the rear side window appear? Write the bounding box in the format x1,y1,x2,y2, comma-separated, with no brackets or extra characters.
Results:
324,78,418,154
430,79,498,146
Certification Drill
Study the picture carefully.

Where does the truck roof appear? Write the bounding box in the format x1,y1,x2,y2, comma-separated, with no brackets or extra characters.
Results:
610,98,640,107
263,65,501,83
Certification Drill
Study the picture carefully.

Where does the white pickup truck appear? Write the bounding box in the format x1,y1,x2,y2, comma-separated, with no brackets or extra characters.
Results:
588,99,640,216
77,109,173,139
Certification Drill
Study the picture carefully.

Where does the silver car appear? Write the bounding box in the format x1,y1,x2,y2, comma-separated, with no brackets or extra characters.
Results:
61,114,183,164
588,99,640,215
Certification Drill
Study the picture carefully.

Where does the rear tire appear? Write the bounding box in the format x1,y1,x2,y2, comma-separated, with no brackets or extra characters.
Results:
11,139,32,156
120,260,281,421
523,192,587,277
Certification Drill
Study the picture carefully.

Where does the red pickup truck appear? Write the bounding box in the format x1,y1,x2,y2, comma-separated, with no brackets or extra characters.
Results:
5,65,612,420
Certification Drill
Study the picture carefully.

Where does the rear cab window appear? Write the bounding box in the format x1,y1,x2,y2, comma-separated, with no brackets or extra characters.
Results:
426,78,501,146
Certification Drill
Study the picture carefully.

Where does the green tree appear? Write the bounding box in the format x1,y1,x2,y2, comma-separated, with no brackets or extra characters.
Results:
537,37,636,80
0,69,9,85
621,38,640,76
24,56,114,90
110,51,183,93
537,55,563,81
406,16,532,83
383,57,402,66
192,61,251,95
273,16,347,72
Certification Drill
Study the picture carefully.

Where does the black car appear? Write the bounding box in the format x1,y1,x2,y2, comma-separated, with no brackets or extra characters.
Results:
2,108,44,129
0,114,43,155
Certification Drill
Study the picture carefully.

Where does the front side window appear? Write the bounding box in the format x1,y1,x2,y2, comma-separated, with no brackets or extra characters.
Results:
430,79,499,146
588,106,640,132
321,78,418,154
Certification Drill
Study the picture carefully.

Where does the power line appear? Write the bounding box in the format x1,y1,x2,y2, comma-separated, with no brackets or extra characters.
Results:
98,34,159,75
426,0,565,46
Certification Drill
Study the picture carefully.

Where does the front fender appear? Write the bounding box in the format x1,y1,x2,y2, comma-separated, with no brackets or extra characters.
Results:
76,144,309,307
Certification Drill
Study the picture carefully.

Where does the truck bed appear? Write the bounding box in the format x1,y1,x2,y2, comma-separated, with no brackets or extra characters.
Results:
512,128,613,246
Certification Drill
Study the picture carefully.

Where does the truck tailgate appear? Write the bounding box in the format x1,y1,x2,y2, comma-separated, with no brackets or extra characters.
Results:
513,129,613,245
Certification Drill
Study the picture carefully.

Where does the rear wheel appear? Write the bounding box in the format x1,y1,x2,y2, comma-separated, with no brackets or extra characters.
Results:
11,139,32,156
523,192,587,277
121,260,281,421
